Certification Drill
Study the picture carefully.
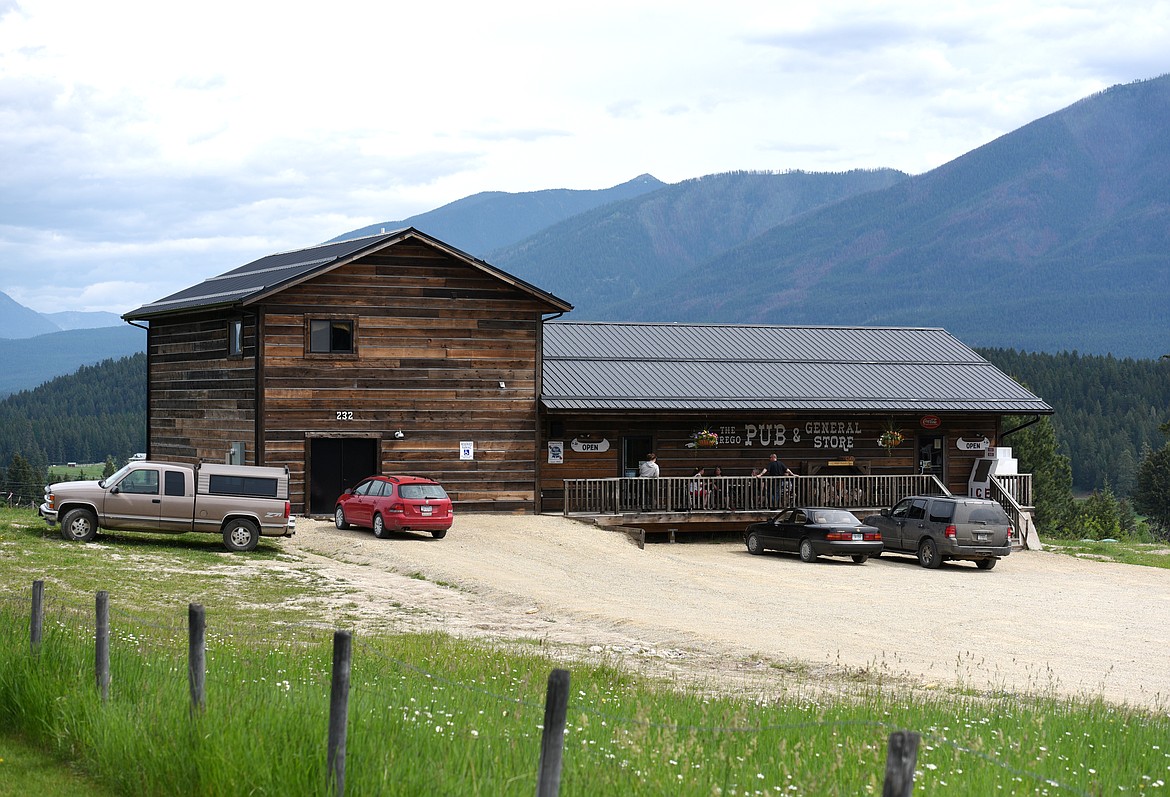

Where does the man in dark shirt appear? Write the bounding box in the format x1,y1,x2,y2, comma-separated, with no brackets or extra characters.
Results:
764,453,795,506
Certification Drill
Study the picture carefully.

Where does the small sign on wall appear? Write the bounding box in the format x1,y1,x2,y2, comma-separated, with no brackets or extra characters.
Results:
460,441,475,461
956,437,990,451
548,441,564,464
571,437,610,452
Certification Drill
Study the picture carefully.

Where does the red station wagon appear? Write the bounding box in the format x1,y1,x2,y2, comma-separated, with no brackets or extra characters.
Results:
334,475,453,539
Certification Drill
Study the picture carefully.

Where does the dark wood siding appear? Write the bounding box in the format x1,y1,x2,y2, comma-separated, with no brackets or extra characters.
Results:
259,242,554,514
145,312,257,464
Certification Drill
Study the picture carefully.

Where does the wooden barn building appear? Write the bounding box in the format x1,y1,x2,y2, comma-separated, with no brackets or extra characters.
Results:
124,229,1051,534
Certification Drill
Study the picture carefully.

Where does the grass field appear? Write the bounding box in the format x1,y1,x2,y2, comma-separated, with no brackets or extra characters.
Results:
2,507,1168,795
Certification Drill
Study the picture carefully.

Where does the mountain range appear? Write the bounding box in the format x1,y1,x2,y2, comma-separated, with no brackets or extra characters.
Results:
3,73,1169,395
341,74,1170,359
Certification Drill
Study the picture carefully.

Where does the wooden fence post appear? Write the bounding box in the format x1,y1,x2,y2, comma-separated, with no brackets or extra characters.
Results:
536,668,571,797
95,591,110,702
327,630,352,797
30,580,44,656
881,730,920,797
188,604,206,715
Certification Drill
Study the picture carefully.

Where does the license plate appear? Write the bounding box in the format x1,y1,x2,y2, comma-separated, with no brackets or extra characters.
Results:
976,532,989,542
420,505,433,514
852,533,862,541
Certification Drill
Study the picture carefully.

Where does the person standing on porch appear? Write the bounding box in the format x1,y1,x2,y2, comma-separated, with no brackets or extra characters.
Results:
765,453,795,507
638,453,659,510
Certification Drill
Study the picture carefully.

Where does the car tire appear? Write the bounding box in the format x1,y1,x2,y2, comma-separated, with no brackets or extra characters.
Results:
430,529,448,540
373,514,389,539
851,554,868,564
917,538,942,569
334,507,349,529
745,531,764,555
222,518,260,553
60,508,98,542
976,558,997,570
799,538,817,563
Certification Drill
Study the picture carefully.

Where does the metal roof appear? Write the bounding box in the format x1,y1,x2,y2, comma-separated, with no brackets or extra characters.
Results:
123,228,572,320
541,322,1052,414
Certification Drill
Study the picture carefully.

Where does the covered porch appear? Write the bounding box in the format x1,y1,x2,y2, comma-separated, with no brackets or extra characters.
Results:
563,472,1037,548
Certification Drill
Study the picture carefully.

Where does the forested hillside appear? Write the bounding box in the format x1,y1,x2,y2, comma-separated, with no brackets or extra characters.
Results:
490,169,908,314
0,324,146,396
0,354,145,474
981,349,1170,493
332,174,666,254
2,349,1166,502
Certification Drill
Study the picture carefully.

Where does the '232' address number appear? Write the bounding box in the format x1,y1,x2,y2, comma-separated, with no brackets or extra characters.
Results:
336,411,354,421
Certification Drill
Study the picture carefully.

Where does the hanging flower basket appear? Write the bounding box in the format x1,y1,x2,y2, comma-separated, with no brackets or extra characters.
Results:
687,430,719,449
878,428,904,456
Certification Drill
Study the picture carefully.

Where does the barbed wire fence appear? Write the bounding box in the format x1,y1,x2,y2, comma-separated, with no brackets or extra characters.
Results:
2,581,1093,797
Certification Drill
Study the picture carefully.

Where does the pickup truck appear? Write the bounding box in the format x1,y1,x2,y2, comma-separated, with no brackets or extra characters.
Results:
41,460,295,552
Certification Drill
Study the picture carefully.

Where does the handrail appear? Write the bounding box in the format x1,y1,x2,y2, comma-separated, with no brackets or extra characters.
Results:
989,474,1035,548
562,474,952,516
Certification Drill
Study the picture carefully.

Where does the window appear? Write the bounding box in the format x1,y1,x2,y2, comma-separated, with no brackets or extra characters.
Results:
309,319,354,354
928,501,955,523
228,319,243,357
907,499,928,520
117,469,159,495
208,474,278,498
164,471,186,497
400,484,448,500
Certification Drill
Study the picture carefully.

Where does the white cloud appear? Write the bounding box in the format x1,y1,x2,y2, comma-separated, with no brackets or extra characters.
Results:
0,0,1167,313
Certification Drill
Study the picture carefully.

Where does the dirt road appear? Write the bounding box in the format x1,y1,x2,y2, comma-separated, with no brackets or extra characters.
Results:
284,514,1170,709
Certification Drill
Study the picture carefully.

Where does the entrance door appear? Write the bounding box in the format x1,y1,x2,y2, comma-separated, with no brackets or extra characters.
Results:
309,438,379,516
623,435,654,477
621,435,654,511
916,434,945,480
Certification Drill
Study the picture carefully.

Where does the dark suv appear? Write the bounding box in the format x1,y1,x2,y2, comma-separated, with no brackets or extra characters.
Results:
864,496,1012,570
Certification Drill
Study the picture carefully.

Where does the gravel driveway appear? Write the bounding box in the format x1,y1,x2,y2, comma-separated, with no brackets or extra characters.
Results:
284,514,1170,709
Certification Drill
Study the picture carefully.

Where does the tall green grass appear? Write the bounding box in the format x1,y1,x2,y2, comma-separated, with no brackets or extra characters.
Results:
1,601,1167,796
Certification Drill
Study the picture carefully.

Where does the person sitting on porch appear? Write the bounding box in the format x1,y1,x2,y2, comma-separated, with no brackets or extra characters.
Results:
689,467,708,509
711,466,731,508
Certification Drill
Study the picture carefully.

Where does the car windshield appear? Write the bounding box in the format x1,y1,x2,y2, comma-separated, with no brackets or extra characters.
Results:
400,484,448,500
98,464,134,489
810,510,859,525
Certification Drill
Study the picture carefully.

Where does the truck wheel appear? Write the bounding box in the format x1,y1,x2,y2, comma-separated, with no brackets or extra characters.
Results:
222,518,260,552
60,508,98,542
976,558,997,570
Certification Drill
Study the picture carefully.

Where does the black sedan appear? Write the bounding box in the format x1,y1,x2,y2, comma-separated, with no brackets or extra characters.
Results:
744,507,883,564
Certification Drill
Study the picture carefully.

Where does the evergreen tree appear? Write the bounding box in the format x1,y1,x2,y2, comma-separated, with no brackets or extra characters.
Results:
1133,444,1170,539
1008,415,1076,537
1075,484,1122,540
102,456,118,479
4,453,45,506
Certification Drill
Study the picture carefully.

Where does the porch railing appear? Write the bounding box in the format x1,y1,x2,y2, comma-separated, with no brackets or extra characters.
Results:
989,474,1036,549
562,474,952,516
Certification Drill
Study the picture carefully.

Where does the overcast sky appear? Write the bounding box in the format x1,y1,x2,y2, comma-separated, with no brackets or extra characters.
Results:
1,0,1167,316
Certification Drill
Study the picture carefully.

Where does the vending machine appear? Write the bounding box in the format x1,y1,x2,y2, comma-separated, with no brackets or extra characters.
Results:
967,447,1018,499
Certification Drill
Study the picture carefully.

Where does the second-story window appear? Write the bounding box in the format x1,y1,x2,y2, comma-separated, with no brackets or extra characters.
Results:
228,319,243,357
309,319,355,354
